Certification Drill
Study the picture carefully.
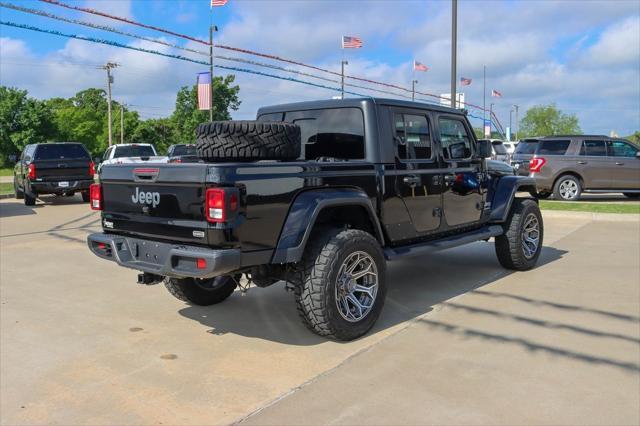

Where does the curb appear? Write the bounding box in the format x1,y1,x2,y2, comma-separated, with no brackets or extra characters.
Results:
541,209,640,222
0,193,15,200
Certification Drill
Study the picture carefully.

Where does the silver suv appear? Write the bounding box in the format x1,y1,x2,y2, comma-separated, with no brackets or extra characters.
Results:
511,135,640,200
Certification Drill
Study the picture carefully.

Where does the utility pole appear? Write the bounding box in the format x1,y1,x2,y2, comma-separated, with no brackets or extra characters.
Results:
489,102,494,137
509,109,513,141
450,0,457,109
100,62,119,146
483,65,486,123
341,60,348,99
412,80,418,101
120,104,124,144
209,25,217,122
513,104,519,141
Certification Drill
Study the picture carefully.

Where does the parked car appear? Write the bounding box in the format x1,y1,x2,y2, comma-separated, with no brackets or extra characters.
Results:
514,135,640,200
511,138,542,176
87,98,544,341
167,144,199,163
98,143,160,172
503,141,517,155
478,139,509,163
13,142,94,205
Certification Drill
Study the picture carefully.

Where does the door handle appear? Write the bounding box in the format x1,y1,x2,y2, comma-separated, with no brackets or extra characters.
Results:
403,175,420,186
615,162,624,166
577,161,587,165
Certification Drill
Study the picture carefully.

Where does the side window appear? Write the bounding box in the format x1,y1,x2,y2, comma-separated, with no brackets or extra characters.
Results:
23,146,34,162
607,140,638,157
283,108,365,160
394,113,432,160
580,140,606,156
438,117,472,160
537,140,571,155
103,147,112,161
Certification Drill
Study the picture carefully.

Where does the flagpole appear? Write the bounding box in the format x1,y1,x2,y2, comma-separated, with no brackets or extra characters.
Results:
483,65,486,124
341,37,346,99
209,5,214,122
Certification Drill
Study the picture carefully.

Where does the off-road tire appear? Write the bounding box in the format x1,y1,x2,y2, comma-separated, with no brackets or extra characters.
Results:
195,121,301,162
81,191,90,202
293,228,386,341
495,199,544,270
553,175,582,201
14,178,24,199
164,276,237,306
623,193,640,199
24,191,36,206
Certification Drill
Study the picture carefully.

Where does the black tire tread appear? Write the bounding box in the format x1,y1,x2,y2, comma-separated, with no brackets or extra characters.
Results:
495,199,543,271
195,121,300,162
164,276,237,306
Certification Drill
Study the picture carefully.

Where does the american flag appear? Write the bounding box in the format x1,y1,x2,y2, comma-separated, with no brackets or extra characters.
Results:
491,89,503,98
413,60,429,72
342,36,363,49
460,77,472,86
211,0,227,6
197,72,211,110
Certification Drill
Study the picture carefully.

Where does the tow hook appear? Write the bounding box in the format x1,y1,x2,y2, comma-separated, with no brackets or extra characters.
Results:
137,272,164,285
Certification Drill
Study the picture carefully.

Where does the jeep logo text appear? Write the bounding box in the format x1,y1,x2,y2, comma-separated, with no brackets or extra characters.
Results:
132,187,160,207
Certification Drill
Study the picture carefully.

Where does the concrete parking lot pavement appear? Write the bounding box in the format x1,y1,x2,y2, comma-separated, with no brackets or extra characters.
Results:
1,196,638,425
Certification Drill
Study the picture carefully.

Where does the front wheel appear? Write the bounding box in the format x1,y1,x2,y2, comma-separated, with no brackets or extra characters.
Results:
164,275,237,306
294,228,386,341
14,178,24,199
495,199,544,271
24,191,36,206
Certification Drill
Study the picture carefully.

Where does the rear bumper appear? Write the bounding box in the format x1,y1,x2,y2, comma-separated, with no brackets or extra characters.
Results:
30,179,93,194
87,233,241,278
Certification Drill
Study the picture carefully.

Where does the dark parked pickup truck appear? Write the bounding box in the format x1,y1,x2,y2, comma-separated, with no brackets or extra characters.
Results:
87,98,543,340
14,142,95,205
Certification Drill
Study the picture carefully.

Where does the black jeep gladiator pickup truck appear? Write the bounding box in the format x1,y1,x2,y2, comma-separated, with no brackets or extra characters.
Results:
87,98,542,341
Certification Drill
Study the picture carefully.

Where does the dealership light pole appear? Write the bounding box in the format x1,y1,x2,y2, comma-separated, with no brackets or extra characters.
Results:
341,60,348,99
412,80,418,101
450,0,457,109
509,109,513,141
513,104,519,141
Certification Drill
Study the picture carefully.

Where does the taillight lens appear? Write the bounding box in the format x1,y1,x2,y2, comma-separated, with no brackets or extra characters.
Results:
28,163,36,180
89,161,95,176
205,188,238,223
90,183,102,211
529,157,546,173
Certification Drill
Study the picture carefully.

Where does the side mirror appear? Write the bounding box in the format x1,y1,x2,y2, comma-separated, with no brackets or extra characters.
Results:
476,139,492,158
7,154,17,163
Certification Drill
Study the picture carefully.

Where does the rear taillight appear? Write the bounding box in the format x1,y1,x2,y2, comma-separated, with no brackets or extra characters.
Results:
205,188,238,223
28,163,36,180
90,183,102,211
89,161,95,176
529,157,546,173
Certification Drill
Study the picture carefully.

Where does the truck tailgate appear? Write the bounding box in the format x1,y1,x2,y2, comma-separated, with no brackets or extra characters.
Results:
100,163,211,245
35,159,92,181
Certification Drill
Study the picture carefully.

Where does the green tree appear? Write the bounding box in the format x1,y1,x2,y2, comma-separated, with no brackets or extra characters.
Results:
130,118,178,154
519,104,581,138
0,87,55,163
624,131,640,145
172,75,240,142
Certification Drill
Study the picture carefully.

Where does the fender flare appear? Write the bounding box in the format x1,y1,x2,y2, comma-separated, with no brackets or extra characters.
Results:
489,176,537,223
271,188,384,264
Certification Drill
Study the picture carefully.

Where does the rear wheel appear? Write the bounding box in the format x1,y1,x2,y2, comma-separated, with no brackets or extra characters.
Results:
81,191,90,202
164,275,237,306
24,191,36,206
495,199,544,271
294,228,386,341
623,193,640,199
554,175,582,201
14,178,24,199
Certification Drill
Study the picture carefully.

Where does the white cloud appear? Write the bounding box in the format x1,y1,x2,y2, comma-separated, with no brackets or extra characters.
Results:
581,16,640,67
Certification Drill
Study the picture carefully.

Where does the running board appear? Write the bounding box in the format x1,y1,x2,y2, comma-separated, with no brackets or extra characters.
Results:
384,225,504,261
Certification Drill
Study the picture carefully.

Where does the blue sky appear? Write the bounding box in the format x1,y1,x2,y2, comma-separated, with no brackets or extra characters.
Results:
1,0,639,136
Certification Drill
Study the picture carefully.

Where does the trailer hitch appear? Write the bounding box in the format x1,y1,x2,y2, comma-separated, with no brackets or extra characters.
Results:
137,272,164,285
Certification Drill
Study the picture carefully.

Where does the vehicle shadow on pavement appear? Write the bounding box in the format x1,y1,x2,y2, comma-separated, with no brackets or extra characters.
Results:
178,242,568,346
0,195,88,219
0,201,40,218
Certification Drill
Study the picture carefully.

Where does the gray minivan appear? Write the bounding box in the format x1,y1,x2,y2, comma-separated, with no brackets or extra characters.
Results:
512,135,640,200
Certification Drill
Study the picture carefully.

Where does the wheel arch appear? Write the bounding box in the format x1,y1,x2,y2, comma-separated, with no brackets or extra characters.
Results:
553,171,584,189
271,188,384,264
489,176,538,223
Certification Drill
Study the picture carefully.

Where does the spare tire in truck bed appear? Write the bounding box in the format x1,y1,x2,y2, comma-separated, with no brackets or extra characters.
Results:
195,121,301,162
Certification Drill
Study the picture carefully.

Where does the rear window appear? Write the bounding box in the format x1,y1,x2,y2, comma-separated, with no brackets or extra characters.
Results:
492,142,507,154
34,144,89,160
113,145,156,158
264,107,365,160
537,140,571,155
171,145,197,156
515,141,538,154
